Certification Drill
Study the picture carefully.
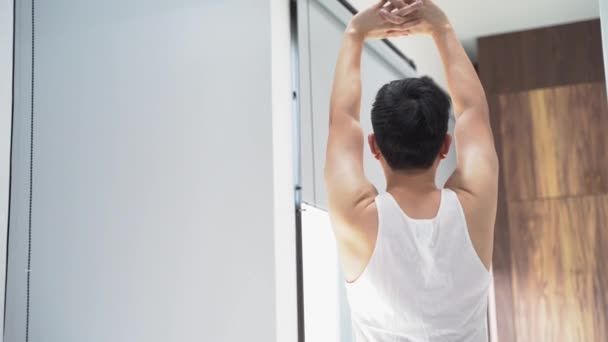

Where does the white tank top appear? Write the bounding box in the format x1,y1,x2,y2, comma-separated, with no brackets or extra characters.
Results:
345,188,491,342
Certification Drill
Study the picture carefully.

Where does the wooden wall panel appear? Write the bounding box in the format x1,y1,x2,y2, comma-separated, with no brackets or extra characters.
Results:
594,205,608,340
508,195,608,342
487,95,516,342
478,16,607,342
497,82,608,201
478,19,605,94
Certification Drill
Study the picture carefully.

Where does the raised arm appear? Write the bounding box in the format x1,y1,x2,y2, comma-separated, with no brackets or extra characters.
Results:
325,0,422,227
324,25,375,229
431,13,498,198
436,25,499,197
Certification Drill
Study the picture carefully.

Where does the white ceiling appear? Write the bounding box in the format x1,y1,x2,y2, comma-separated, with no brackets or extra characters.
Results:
349,0,600,61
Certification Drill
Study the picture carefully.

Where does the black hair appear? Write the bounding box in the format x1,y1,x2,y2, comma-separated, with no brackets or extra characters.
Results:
371,76,451,170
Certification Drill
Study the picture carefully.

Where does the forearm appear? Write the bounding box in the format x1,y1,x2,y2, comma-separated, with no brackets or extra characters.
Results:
329,30,365,124
432,27,488,119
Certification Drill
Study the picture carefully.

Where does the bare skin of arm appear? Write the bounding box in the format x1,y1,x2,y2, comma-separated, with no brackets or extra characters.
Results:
436,28,498,270
382,0,498,269
324,0,423,281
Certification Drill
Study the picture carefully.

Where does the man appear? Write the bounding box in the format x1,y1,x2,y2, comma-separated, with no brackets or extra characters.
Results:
324,0,498,341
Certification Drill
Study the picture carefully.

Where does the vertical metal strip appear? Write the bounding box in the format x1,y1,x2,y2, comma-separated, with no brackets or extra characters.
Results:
305,0,317,205
25,0,34,340
290,1,305,340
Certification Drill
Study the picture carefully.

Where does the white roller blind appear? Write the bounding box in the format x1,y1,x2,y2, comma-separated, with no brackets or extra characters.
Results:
6,1,290,341
0,0,14,338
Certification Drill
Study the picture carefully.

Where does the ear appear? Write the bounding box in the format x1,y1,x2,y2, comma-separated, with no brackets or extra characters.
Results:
368,133,381,160
439,134,452,160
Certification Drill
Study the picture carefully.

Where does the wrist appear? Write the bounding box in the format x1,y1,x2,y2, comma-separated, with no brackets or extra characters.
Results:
431,23,454,40
345,22,367,41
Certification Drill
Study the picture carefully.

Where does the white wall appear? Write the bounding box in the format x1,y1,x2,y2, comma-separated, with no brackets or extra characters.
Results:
270,0,299,340
601,0,608,87
0,0,13,339
390,36,448,90
6,1,296,341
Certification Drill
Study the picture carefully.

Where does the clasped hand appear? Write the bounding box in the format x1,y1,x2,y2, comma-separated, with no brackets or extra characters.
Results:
348,0,450,40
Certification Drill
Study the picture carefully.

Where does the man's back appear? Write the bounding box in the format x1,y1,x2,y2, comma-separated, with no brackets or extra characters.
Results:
346,189,491,342
323,1,498,341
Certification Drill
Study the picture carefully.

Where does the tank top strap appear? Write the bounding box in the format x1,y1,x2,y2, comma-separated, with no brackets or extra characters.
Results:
436,188,466,232
374,192,408,226
436,188,491,277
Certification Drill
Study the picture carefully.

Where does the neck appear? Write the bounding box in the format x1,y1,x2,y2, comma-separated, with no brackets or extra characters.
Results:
385,167,438,193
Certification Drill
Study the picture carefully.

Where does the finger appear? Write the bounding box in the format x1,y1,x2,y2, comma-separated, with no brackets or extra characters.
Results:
383,3,396,12
386,29,411,38
395,0,423,16
387,0,407,9
379,8,405,24
395,13,420,23
374,0,389,9
396,18,422,30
